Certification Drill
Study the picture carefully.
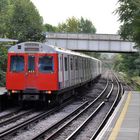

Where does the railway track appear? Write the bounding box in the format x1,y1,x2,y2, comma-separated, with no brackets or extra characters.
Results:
0,74,108,140
88,73,122,140
0,109,34,127
67,73,121,140
0,108,21,121
0,71,124,140
31,72,115,140
0,99,74,139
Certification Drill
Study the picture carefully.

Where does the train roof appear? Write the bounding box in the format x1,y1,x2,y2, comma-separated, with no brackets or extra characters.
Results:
8,42,101,61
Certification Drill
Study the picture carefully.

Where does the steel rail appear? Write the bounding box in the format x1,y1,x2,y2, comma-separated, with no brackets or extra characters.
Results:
0,109,33,127
32,101,89,140
66,73,115,140
0,108,21,121
0,99,73,139
106,83,114,99
44,78,110,140
66,102,105,140
39,100,104,140
93,78,109,102
89,72,121,140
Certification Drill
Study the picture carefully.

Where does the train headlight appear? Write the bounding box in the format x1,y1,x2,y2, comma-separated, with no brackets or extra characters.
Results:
44,91,52,94
12,90,18,93
48,91,52,94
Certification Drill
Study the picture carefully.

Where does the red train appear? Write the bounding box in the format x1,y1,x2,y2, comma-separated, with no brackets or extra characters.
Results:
6,42,102,104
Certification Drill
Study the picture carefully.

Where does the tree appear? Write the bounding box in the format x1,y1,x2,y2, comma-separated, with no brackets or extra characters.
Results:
57,17,79,33
57,16,96,34
116,0,140,48
44,23,57,32
0,0,9,38
115,0,140,77
79,17,96,33
0,43,8,86
113,53,140,76
113,54,126,72
0,0,45,42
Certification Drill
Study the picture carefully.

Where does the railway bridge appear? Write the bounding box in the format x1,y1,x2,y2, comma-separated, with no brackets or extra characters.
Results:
46,33,137,53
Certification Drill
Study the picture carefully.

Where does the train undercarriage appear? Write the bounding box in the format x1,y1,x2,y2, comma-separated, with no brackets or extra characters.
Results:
6,77,100,107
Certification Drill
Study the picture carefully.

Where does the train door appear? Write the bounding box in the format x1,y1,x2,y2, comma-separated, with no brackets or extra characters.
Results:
77,57,80,84
63,55,69,88
25,54,37,89
69,55,74,86
75,56,78,84
82,58,85,82
79,57,82,83
58,54,63,89
69,56,71,86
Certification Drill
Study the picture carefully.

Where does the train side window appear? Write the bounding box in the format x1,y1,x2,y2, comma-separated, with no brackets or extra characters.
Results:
64,57,68,71
39,56,54,72
10,56,24,72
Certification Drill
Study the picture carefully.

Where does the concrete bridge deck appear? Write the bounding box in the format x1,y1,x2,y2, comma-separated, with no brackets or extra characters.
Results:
46,33,137,53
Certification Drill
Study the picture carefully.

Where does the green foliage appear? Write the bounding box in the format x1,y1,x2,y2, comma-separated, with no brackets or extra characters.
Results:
0,0,9,38
44,24,57,32
115,0,140,78
57,16,96,33
0,0,45,42
113,53,140,76
131,76,140,90
79,17,96,33
116,0,140,48
0,44,8,86
113,54,124,71
57,17,79,33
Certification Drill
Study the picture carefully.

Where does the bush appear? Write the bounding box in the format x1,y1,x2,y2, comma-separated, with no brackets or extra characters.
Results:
0,44,8,87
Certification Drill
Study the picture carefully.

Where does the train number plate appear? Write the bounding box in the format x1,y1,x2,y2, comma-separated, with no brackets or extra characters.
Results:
22,95,39,101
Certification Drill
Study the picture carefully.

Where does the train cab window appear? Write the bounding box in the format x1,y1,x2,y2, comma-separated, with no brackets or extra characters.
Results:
28,56,35,71
39,56,54,72
10,56,24,72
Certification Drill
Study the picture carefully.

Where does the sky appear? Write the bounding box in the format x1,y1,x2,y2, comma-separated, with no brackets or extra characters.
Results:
31,0,120,34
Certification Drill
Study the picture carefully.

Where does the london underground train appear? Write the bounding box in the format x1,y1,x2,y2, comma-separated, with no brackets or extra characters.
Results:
6,42,102,104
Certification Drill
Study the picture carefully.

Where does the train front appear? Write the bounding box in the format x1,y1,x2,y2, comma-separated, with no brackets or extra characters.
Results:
6,42,59,102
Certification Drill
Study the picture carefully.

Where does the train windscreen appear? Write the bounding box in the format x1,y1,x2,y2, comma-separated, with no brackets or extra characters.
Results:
28,56,35,71
10,56,24,72
39,56,54,72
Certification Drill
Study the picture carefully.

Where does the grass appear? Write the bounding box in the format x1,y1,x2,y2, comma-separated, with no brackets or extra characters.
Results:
118,72,140,91
131,76,140,91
